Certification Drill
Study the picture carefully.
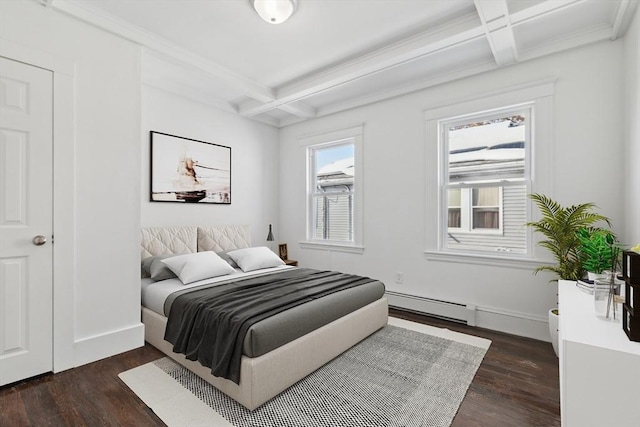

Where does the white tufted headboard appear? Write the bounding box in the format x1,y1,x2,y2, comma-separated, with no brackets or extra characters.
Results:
140,225,251,260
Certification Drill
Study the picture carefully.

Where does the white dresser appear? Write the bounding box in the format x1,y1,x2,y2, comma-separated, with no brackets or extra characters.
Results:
558,280,640,427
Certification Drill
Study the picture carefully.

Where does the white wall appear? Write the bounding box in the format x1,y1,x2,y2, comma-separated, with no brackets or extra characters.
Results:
279,40,626,340
141,86,280,246
624,6,640,247
0,0,143,369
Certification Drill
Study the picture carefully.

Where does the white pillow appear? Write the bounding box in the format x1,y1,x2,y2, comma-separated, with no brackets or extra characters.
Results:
161,251,235,284
227,246,285,272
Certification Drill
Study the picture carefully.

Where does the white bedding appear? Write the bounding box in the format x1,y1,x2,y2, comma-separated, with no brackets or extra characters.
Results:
141,265,295,316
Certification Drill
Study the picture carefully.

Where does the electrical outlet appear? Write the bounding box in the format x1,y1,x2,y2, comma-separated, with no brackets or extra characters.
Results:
395,271,404,284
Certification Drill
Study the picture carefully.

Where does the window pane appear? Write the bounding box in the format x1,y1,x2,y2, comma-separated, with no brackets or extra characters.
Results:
448,188,461,207
313,194,353,242
472,187,499,206
447,189,461,228
448,208,461,228
473,208,499,229
448,115,525,183
315,144,354,192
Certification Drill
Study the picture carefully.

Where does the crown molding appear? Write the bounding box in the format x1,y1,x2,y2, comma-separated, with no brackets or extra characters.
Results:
611,0,638,40
143,78,237,115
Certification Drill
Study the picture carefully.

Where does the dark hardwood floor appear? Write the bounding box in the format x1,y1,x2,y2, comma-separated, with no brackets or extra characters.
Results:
0,309,560,426
390,309,560,427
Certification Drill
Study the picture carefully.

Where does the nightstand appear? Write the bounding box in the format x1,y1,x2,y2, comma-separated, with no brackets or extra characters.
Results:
284,259,298,266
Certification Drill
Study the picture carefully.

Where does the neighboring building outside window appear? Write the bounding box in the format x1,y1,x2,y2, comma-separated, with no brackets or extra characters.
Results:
310,142,354,242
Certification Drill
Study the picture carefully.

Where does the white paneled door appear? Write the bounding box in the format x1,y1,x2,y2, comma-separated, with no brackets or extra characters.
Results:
0,57,53,385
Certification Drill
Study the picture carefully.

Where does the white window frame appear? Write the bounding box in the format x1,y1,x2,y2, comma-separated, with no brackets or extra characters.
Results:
424,80,555,268
309,140,355,242
443,104,531,241
299,125,364,253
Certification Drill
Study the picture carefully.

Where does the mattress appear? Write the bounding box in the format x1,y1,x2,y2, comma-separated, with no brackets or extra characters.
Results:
141,267,385,358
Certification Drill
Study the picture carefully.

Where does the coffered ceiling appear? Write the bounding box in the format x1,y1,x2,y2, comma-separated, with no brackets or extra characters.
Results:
45,0,638,127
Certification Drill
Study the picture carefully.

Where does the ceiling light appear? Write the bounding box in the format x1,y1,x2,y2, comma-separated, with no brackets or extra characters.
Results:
251,0,297,25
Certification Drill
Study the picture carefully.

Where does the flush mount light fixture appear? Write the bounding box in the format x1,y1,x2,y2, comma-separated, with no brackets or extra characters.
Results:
251,0,298,24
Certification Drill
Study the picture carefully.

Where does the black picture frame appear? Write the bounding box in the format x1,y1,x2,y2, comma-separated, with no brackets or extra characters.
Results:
150,131,231,204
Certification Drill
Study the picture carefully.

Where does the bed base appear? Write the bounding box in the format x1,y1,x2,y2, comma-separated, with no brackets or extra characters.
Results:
142,297,388,410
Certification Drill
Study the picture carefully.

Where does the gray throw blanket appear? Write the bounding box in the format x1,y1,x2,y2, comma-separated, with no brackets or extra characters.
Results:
164,268,376,384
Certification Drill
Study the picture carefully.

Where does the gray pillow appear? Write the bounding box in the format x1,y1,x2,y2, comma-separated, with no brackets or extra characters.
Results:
217,251,239,268
141,256,159,276
146,254,180,281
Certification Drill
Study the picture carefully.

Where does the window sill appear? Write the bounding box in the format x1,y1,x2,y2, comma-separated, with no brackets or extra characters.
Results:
299,241,365,254
448,230,504,236
424,250,552,270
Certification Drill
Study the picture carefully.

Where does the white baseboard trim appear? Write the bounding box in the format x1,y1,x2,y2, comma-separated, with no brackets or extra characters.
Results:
73,322,145,368
387,291,550,342
475,305,550,342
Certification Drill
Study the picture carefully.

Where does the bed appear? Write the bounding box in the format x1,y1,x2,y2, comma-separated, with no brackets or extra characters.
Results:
140,225,388,410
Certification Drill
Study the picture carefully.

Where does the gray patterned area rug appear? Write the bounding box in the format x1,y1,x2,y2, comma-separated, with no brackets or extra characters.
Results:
120,319,490,427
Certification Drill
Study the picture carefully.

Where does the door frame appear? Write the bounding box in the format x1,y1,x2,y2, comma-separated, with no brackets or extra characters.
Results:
1,38,76,372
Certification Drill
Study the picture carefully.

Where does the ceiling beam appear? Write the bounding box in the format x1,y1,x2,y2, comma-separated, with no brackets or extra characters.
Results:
474,0,518,66
274,13,486,105
278,59,498,128
50,0,276,103
276,101,316,119
235,14,488,119
238,98,316,119
237,99,269,117
508,0,584,27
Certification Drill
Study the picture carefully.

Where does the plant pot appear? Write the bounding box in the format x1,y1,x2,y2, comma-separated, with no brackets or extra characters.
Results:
587,271,607,281
548,308,559,357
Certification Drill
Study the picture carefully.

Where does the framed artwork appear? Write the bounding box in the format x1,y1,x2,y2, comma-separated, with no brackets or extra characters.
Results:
278,244,288,260
150,131,231,204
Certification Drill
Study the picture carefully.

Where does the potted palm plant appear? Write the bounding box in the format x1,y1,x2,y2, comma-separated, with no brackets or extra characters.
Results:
526,193,611,356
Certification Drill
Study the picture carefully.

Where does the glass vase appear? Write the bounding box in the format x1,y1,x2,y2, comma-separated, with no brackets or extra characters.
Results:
593,275,620,319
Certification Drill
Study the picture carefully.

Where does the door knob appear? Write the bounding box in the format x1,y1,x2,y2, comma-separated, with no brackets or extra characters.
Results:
33,235,47,246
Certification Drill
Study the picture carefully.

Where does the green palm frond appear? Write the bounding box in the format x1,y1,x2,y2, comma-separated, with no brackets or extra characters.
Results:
527,193,611,281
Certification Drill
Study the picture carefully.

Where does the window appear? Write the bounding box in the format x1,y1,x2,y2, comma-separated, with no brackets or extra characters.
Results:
448,187,502,231
310,142,354,242
441,106,531,254
301,126,363,252
424,80,554,265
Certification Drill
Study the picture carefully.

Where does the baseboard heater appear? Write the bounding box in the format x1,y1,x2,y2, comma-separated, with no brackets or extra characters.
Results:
386,291,477,326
